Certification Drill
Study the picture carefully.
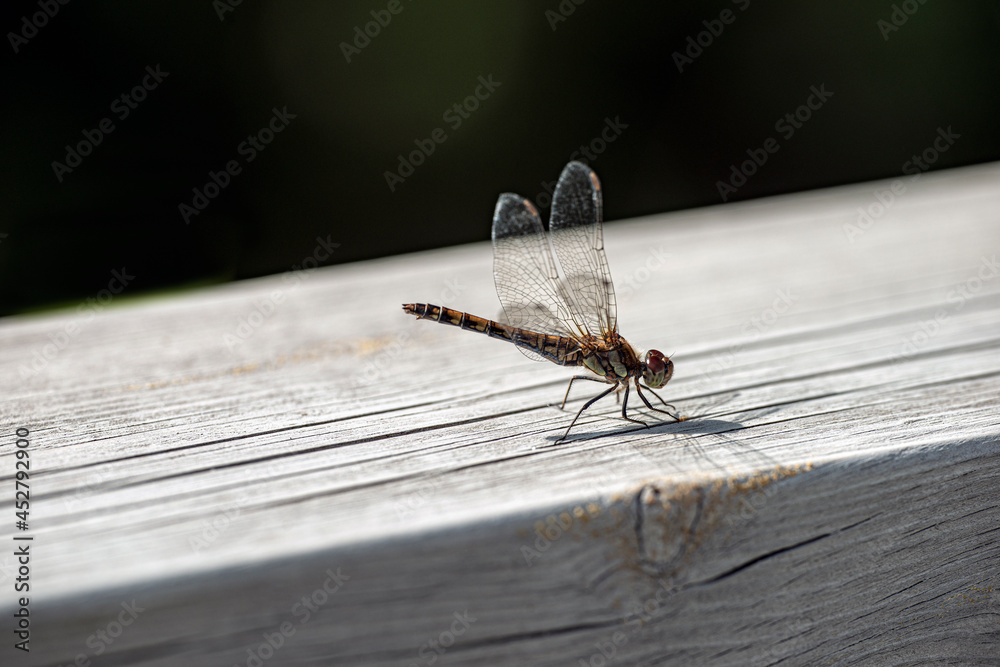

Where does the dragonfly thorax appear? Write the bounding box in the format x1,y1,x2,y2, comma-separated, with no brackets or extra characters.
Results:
579,335,643,381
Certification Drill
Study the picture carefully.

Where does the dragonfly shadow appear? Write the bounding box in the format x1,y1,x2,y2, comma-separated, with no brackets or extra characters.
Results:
543,414,780,480
542,415,745,445
544,388,749,445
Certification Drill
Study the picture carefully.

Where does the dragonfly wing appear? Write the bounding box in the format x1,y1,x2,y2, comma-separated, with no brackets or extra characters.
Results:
492,194,587,363
549,161,617,336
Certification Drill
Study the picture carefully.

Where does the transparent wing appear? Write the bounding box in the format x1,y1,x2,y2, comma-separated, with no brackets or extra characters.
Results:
492,194,588,353
548,161,617,335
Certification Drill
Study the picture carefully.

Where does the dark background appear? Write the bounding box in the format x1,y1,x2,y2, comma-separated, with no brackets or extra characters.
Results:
2,0,998,316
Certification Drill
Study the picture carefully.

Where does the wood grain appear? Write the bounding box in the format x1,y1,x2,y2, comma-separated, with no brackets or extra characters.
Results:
2,163,999,665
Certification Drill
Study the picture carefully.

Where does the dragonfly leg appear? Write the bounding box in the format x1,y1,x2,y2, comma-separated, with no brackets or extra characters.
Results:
560,375,612,410
619,384,648,427
635,380,679,420
559,382,619,442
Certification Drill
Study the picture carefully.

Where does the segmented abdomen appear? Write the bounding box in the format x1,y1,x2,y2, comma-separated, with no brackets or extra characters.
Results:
402,303,582,366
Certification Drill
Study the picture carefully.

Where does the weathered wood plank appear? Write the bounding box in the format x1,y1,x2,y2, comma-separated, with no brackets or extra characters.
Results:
2,163,999,665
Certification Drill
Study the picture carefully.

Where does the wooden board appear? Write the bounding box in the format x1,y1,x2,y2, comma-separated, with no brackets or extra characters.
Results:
2,162,999,665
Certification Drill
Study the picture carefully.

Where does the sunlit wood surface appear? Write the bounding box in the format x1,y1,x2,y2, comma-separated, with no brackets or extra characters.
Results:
2,163,999,666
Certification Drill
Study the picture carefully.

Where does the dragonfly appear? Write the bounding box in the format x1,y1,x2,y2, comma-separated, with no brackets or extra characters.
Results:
403,161,678,441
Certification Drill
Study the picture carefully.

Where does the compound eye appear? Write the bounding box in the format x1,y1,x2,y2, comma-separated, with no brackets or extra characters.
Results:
643,349,671,388
645,350,665,375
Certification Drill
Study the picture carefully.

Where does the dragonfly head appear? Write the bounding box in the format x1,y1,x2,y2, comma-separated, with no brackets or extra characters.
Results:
642,349,673,389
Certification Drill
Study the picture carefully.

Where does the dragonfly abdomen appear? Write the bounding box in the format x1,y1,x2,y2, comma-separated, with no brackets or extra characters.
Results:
402,303,582,366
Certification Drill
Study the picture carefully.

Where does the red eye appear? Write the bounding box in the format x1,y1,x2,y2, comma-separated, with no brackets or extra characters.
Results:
646,352,665,374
